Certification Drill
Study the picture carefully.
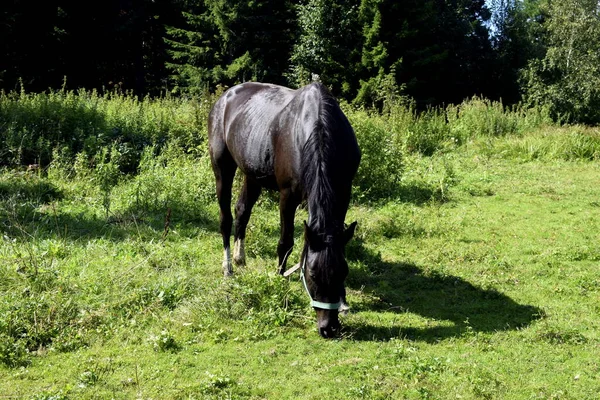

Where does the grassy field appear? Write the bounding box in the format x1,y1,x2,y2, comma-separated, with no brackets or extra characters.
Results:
1,91,600,398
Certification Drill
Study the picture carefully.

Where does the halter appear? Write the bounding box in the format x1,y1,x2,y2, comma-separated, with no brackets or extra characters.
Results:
299,255,342,310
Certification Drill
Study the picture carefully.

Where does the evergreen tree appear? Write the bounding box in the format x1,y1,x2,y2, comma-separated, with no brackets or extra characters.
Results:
0,0,175,94
353,0,405,108
352,0,495,107
0,0,64,91
57,0,174,94
165,0,295,93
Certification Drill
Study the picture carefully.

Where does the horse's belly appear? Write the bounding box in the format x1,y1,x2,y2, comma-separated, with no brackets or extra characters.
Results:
232,140,280,189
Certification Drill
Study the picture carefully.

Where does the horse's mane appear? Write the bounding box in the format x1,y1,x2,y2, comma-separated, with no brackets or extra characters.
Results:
300,85,341,235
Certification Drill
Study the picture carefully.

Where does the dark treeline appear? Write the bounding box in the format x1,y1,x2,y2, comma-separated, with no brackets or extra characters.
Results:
1,0,600,122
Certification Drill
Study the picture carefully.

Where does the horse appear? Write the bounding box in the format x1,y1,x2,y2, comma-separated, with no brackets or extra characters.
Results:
208,82,360,338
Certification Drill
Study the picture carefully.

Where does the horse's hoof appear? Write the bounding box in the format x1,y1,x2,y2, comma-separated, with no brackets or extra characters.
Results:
222,262,233,277
233,239,245,266
233,256,245,266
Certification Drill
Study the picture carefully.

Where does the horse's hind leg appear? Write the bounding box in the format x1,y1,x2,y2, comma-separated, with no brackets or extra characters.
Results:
277,188,300,274
211,150,237,276
233,177,262,266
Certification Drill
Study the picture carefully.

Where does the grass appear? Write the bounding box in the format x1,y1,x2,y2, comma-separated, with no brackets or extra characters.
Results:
1,91,599,398
1,134,599,399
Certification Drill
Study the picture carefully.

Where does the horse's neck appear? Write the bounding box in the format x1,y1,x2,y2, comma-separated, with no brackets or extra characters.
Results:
307,188,340,233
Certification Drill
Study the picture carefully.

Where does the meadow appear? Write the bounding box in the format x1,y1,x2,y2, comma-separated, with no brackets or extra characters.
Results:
1,89,599,399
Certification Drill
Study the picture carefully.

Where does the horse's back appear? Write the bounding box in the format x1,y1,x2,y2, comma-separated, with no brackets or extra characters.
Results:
208,82,359,192
208,83,297,177
209,82,295,141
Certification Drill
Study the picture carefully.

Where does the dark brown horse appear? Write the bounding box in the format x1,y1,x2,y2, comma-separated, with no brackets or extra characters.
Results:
208,82,360,337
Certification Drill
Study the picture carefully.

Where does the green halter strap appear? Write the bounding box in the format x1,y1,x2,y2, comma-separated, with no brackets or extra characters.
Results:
300,256,342,310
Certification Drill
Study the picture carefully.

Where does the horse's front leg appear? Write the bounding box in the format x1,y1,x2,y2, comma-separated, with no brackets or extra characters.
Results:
233,177,262,266
277,188,300,274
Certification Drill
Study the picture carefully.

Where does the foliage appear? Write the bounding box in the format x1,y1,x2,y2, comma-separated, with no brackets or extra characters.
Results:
522,0,600,124
0,1,174,95
446,96,552,140
2,0,600,123
482,125,600,161
288,0,361,95
165,0,295,93
0,87,206,169
347,107,404,200
487,0,546,104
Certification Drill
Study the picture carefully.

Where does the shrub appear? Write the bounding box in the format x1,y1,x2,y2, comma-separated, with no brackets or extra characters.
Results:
347,108,404,200
403,107,452,155
447,97,552,140
0,87,209,171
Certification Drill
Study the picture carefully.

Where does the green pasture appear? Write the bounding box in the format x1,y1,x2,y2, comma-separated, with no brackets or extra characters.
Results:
1,91,599,399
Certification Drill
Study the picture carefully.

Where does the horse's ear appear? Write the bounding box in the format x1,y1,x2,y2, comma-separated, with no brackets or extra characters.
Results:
344,221,358,244
304,221,324,249
304,221,316,244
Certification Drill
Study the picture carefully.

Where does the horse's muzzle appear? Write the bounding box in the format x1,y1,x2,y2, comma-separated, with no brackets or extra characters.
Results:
317,311,340,338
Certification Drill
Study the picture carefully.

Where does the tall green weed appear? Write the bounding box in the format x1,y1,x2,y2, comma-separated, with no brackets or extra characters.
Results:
347,108,404,200
447,97,552,139
114,145,216,224
489,126,600,161
0,87,209,170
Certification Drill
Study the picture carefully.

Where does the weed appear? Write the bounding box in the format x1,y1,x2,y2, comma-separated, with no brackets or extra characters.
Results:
149,329,180,352
30,391,69,400
0,333,30,367
349,108,404,200
77,359,115,388
200,371,236,394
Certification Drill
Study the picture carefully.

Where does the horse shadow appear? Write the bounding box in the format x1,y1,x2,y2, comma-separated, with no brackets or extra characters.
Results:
342,239,543,342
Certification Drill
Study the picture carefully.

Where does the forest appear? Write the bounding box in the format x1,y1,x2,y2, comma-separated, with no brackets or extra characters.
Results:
2,0,600,124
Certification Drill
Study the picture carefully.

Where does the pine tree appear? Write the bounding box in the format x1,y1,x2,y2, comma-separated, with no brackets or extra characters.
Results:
0,0,64,91
353,0,495,107
165,0,295,94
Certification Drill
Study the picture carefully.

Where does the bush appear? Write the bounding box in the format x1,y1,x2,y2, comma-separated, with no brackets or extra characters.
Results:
347,108,404,200
447,97,552,140
0,87,209,171
403,108,452,155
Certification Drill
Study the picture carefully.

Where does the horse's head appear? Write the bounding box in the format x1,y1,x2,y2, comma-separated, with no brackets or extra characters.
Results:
302,221,357,338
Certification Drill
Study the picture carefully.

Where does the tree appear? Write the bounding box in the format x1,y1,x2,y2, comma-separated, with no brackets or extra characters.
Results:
165,0,296,93
0,0,177,95
0,0,64,91
288,0,362,96
487,0,548,103
353,0,495,107
522,0,600,123
353,0,405,109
